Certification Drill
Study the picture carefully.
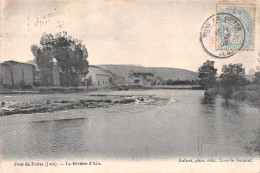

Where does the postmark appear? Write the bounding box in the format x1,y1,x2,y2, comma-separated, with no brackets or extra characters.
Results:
200,13,245,59
216,13,245,50
217,3,255,51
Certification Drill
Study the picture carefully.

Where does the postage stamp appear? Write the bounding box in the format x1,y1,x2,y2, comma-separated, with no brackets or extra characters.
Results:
200,13,245,59
216,3,255,51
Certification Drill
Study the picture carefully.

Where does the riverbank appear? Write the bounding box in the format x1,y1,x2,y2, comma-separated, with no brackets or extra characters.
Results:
204,84,260,105
0,84,202,95
0,93,170,116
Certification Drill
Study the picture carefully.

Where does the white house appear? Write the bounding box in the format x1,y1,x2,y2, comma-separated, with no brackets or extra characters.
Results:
84,66,110,88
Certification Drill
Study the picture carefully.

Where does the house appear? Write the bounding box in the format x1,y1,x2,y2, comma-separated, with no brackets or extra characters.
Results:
84,66,111,88
0,61,34,87
98,68,130,85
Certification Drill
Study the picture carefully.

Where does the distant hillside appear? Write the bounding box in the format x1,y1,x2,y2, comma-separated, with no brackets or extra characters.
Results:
98,65,198,81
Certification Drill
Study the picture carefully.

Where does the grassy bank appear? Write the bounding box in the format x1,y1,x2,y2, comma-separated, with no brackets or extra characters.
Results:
204,84,260,105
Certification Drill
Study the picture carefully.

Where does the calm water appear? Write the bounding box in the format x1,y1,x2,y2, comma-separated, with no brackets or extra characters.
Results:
0,90,260,159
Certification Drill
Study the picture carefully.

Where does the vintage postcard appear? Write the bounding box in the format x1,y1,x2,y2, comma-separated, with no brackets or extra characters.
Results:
0,0,260,172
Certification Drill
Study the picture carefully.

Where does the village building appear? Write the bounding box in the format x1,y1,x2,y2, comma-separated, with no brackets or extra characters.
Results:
112,76,130,85
100,68,130,86
126,68,155,85
0,61,35,87
84,66,111,88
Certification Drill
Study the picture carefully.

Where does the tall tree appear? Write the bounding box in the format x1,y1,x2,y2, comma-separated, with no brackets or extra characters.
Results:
219,63,247,99
256,58,260,72
31,45,54,85
40,32,88,75
31,31,89,86
219,63,247,89
253,72,260,84
254,58,260,84
198,60,217,89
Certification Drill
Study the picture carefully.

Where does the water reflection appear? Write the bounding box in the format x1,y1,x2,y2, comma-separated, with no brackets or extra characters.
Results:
199,96,260,157
1,117,89,159
200,97,216,105
0,90,260,159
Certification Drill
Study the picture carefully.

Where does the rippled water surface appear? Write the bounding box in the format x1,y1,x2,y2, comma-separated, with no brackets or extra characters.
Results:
0,90,259,159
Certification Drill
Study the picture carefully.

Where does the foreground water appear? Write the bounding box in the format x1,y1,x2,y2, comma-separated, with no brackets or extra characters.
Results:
0,90,259,159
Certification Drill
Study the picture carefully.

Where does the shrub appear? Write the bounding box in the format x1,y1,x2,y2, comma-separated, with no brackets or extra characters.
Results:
204,88,219,98
244,90,260,103
245,84,260,91
231,90,247,101
219,88,233,100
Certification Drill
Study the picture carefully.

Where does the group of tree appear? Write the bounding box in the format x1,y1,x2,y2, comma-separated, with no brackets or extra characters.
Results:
152,76,198,85
198,60,217,89
198,60,257,99
31,31,89,86
218,63,249,99
163,79,198,85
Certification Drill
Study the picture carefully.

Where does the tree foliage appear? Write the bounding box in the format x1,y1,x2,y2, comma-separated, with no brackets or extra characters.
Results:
256,58,260,72
164,79,196,85
31,31,89,86
219,63,248,99
253,58,260,84
198,60,217,89
219,63,247,89
30,45,54,85
253,72,260,84
40,31,88,75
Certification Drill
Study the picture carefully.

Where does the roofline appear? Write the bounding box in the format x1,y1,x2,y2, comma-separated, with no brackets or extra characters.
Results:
2,60,35,66
95,73,110,76
89,67,110,76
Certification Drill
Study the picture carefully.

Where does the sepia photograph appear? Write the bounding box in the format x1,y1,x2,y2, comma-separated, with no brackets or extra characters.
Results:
0,0,259,172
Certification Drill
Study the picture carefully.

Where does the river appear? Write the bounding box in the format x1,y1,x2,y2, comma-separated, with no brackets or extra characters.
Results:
0,90,259,160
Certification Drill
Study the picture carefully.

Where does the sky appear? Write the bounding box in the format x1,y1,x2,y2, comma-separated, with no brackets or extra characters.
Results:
0,0,259,73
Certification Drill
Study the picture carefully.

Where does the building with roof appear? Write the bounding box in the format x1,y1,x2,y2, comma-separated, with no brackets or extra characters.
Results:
84,66,111,88
98,68,130,86
0,61,35,87
126,68,155,86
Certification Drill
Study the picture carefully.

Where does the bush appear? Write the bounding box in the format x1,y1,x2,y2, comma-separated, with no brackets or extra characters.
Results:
231,90,247,101
204,88,219,98
245,84,260,91
33,81,42,87
219,88,233,100
244,90,260,103
109,84,123,91
19,81,33,90
20,85,33,90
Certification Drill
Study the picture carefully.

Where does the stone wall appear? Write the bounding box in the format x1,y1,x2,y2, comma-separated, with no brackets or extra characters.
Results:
0,61,34,86
0,64,12,85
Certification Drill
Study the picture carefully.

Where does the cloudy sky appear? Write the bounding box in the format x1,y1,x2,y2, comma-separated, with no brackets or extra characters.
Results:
0,0,259,73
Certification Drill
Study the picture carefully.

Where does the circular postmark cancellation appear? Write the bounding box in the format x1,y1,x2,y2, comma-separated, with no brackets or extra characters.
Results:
200,13,245,59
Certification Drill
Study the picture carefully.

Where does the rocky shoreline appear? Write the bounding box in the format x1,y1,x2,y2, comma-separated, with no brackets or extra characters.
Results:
0,95,170,116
